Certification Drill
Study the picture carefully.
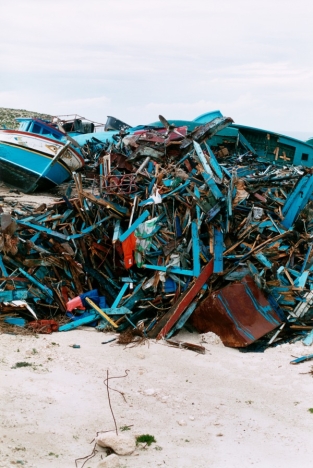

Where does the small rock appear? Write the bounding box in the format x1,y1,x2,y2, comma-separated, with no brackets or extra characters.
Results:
96,432,136,455
143,388,156,396
97,454,120,468
177,420,187,426
189,416,195,421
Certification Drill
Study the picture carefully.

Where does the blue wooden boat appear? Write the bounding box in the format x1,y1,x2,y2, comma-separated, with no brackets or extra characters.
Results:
0,118,85,192
191,112,313,167
227,124,313,167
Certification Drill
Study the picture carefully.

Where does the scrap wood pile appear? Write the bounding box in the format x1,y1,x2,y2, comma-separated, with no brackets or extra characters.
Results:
1,115,313,350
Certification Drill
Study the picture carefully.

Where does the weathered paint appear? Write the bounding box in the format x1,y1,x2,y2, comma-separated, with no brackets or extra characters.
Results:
190,275,282,347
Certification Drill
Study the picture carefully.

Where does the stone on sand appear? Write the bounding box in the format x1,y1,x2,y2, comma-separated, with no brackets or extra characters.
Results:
96,432,136,455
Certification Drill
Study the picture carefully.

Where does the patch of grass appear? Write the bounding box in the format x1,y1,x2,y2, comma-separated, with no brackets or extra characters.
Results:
48,452,59,457
11,362,33,369
136,434,156,446
308,408,313,413
51,342,59,346
32,348,38,354
120,425,132,432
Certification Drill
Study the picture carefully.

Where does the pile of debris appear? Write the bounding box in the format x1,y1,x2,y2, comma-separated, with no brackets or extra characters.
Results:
1,115,313,351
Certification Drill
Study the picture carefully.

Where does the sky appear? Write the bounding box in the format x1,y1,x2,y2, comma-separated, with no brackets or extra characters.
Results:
0,0,313,139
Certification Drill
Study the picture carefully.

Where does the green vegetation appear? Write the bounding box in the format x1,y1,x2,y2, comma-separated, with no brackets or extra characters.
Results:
120,425,132,431
136,434,156,446
11,362,32,369
308,408,313,413
0,107,52,130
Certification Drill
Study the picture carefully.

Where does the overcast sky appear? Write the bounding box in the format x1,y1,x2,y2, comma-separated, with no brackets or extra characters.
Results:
1,0,313,138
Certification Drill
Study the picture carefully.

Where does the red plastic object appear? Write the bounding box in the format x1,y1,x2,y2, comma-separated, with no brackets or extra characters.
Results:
28,319,59,334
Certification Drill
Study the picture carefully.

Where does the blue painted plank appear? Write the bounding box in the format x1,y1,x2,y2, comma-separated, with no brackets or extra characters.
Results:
16,220,68,240
204,142,224,179
59,313,98,331
282,174,313,228
112,219,121,243
0,254,8,277
254,252,273,268
194,187,201,229
303,330,313,346
18,268,54,299
213,227,223,273
143,264,194,276
290,353,313,363
111,283,129,309
4,317,26,327
0,289,28,303
161,180,191,200
294,271,309,288
101,306,132,316
192,222,201,277
119,210,150,242
193,141,224,201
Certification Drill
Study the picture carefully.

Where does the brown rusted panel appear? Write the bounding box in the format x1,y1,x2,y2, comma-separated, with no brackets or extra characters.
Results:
190,275,282,347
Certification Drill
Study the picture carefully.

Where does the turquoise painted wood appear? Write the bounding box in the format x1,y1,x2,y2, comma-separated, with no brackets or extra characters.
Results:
59,313,98,331
193,141,224,201
18,267,54,299
119,210,150,242
111,283,129,309
282,174,313,228
303,329,313,346
192,222,201,277
213,227,223,273
4,317,26,327
0,289,28,303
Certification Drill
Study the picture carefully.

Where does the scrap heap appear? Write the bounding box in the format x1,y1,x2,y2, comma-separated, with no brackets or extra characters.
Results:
1,115,313,350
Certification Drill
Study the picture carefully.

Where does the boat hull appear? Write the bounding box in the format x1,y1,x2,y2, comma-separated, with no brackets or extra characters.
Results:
0,131,84,192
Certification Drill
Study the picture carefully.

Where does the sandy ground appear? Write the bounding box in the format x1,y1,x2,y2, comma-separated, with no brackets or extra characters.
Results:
1,328,313,468
1,185,313,467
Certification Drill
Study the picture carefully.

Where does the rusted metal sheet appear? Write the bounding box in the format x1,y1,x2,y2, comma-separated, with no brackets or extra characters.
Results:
190,275,282,347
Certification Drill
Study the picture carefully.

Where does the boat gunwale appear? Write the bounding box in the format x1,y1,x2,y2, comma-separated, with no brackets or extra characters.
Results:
0,129,85,166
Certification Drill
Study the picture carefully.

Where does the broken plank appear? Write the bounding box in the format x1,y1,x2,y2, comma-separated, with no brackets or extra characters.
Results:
59,313,98,331
149,259,214,340
85,297,118,328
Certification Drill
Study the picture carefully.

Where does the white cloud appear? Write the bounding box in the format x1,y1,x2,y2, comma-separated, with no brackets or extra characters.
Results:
0,0,313,131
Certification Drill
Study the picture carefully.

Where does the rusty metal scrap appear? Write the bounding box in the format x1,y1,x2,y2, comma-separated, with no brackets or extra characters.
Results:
1,113,313,351
189,275,283,347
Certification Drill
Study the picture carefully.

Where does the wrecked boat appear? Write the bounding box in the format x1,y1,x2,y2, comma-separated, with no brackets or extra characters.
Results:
0,117,85,193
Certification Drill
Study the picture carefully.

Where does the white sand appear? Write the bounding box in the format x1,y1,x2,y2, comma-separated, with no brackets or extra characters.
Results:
1,328,313,468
